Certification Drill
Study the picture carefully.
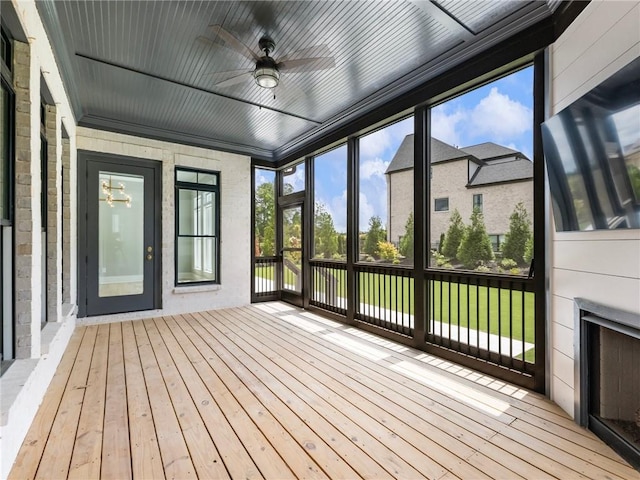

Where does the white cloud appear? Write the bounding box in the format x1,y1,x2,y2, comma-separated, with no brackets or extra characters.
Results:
360,158,390,180
470,87,532,141
255,173,272,187
358,192,375,230
431,105,464,146
329,190,348,233
360,128,391,160
359,117,413,161
431,87,532,148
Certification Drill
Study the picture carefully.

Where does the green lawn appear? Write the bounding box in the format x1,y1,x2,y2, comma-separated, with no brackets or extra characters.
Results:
255,264,535,360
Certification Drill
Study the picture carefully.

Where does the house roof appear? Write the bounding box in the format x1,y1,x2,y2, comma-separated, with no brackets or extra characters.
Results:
468,157,533,186
386,135,533,186
460,142,521,160
385,135,470,174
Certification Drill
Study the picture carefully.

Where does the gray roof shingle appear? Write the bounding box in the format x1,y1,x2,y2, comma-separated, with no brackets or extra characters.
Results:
468,157,533,186
460,142,522,160
385,135,470,174
385,135,533,186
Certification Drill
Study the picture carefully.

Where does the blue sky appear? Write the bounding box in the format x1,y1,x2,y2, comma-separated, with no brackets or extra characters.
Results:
259,66,534,234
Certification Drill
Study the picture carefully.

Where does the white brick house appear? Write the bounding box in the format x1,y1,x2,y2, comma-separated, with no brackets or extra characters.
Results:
386,135,533,251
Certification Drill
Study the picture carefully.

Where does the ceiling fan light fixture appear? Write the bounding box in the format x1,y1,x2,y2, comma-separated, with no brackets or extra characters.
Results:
254,66,280,88
254,55,280,88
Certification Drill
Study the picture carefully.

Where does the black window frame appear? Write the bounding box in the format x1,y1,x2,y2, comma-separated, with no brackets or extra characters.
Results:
174,166,221,286
0,79,14,226
1,26,15,365
473,193,483,211
0,28,11,76
434,197,449,212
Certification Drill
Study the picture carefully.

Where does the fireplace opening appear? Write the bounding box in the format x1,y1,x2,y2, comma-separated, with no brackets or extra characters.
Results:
577,299,640,471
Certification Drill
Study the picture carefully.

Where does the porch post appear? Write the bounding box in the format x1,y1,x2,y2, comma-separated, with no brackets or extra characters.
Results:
412,106,428,345
303,155,313,309
533,51,547,393
346,137,358,324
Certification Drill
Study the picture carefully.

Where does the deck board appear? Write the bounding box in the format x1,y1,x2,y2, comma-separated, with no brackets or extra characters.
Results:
8,329,86,480
68,324,109,479
9,303,640,480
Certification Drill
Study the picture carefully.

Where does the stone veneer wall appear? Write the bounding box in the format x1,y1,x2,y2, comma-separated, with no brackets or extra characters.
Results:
45,104,61,323
61,136,71,305
13,39,38,358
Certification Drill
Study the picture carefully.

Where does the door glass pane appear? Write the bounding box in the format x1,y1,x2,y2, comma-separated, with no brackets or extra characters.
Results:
282,205,302,293
98,171,144,297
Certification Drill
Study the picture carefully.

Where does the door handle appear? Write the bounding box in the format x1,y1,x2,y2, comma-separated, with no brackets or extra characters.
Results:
146,246,153,261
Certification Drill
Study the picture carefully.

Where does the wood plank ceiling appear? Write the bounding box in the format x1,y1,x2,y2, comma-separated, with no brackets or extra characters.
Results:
37,1,558,161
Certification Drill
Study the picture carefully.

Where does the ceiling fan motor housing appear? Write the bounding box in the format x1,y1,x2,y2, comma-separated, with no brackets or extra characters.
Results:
258,36,276,55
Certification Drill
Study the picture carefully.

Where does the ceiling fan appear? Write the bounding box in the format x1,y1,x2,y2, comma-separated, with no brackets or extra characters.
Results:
199,25,336,90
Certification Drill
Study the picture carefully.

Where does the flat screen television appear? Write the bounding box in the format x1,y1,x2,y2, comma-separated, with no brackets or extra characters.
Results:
542,57,640,232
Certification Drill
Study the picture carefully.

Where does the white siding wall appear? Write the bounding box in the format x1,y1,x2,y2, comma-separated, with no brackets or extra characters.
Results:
548,1,640,417
76,127,252,322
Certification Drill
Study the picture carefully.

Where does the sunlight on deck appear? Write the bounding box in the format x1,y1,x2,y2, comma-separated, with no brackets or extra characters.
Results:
390,360,511,417
414,353,531,400
324,332,392,361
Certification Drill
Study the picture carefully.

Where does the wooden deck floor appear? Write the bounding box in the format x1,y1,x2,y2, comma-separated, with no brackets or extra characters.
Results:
9,302,639,479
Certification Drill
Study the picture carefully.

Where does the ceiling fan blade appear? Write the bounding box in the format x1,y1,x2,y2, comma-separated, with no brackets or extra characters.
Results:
213,72,253,88
202,68,253,78
196,35,220,48
208,24,260,62
279,44,332,63
278,57,336,72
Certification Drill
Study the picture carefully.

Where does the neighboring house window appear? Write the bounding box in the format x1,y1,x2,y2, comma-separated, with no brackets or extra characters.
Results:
489,234,505,252
434,197,449,212
175,167,220,285
473,193,483,211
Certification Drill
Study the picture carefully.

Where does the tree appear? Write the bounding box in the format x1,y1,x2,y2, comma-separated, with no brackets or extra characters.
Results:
262,225,275,258
524,235,534,264
502,202,532,265
363,216,386,258
442,209,465,261
314,203,339,258
457,207,494,268
337,233,347,257
254,181,275,255
398,212,414,260
283,208,302,263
